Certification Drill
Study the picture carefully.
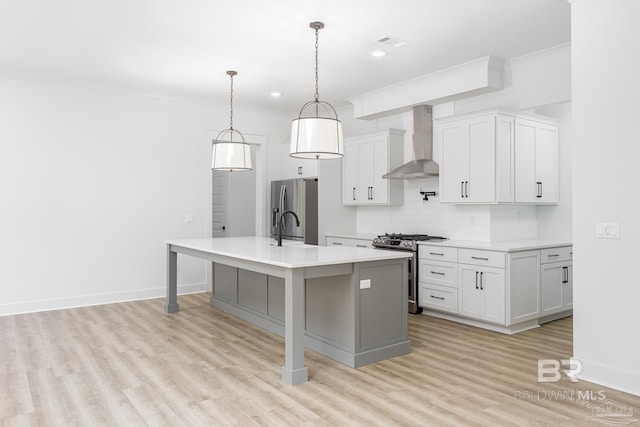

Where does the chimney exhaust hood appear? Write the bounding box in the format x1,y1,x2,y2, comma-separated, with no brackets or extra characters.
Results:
383,105,439,179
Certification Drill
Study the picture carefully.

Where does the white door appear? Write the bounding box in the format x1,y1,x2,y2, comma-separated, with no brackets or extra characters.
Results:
480,267,506,324
440,121,468,202
342,142,359,205
535,124,558,203
467,116,496,203
514,118,538,202
540,263,563,315
212,170,228,238
357,139,374,203
562,264,573,310
458,266,483,319
371,134,389,204
212,148,257,237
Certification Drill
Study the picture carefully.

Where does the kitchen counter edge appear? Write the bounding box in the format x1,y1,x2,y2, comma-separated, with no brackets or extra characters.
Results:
417,239,572,252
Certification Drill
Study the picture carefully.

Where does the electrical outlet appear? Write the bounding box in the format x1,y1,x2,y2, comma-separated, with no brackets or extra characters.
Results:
359,279,371,289
595,222,620,239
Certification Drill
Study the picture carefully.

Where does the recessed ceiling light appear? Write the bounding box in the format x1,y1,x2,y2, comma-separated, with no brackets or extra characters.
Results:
370,50,387,57
270,91,282,98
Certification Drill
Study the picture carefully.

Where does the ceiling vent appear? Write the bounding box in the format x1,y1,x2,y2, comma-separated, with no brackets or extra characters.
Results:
375,35,407,47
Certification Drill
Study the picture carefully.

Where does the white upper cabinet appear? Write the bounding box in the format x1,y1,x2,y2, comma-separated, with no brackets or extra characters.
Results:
438,111,514,203
342,129,404,206
437,108,558,205
514,118,559,204
281,144,318,179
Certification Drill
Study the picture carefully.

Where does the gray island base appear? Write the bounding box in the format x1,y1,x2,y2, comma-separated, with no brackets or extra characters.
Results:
164,237,411,385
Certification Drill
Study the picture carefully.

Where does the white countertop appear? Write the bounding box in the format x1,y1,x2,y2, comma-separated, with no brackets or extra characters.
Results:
417,239,572,252
325,233,378,241
166,237,411,269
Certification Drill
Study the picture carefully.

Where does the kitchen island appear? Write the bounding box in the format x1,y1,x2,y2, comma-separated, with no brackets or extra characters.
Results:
165,237,411,385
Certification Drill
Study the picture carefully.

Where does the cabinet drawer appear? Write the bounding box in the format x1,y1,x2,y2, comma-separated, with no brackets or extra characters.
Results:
326,236,372,248
541,246,573,264
420,260,457,288
419,284,458,313
458,249,505,269
419,245,457,263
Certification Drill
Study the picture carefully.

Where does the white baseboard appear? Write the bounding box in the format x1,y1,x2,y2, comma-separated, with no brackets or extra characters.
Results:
576,357,640,397
0,282,207,316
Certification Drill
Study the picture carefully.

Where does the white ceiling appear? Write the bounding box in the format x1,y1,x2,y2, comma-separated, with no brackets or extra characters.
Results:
0,0,571,115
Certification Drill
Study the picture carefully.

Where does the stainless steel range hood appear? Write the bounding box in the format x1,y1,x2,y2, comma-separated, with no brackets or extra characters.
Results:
383,105,439,179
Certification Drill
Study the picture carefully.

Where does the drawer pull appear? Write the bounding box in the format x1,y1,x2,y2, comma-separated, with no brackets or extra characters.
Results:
332,242,343,245
430,252,444,256
471,256,489,261
430,295,445,300
430,271,445,276
548,254,560,257
356,244,367,248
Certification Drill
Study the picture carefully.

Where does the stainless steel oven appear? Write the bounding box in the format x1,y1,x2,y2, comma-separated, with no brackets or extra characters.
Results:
372,233,447,314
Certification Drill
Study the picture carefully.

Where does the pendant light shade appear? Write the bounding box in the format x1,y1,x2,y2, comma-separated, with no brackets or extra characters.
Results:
290,21,343,160
211,70,252,171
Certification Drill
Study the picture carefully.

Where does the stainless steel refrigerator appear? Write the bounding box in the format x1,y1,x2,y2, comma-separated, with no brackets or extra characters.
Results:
270,178,318,245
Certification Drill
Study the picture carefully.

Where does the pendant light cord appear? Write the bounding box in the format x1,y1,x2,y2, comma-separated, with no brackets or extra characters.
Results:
229,73,234,130
314,26,320,103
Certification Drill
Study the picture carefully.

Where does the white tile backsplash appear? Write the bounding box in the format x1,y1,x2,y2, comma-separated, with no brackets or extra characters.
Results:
357,178,493,241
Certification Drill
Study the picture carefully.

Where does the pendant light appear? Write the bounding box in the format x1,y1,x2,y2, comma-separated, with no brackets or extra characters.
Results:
211,70,252,171
290,21,344,159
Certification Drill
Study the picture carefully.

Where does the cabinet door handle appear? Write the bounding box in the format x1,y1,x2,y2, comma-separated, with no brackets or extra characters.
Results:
352,187,356,201
536,182,542,198
370,186,374,200
430,271,445,276
465,181,469,198
480,271,484,290
471,256,489,261
298,166,302,175
430,295,445,300
475,271,479,289
562,266,569,284
461,181,464,198
430,252,444,256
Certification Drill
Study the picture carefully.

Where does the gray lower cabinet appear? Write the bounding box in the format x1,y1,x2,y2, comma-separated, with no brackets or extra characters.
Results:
266,275,285,322
210,259,410,368
238,269,268,315
213,263,238,303
359,263,405,349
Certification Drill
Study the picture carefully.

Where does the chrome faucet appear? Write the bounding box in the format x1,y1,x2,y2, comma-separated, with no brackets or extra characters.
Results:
277,210,300,246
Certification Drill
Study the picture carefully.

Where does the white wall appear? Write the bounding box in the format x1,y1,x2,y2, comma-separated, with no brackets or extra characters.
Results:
571,0,640,395
342,44,572,241
0,76,290,315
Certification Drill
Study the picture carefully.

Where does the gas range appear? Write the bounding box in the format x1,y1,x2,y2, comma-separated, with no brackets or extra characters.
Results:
372,233,448,252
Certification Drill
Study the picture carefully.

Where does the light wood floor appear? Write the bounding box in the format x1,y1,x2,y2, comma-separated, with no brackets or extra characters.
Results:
1,293,639,426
